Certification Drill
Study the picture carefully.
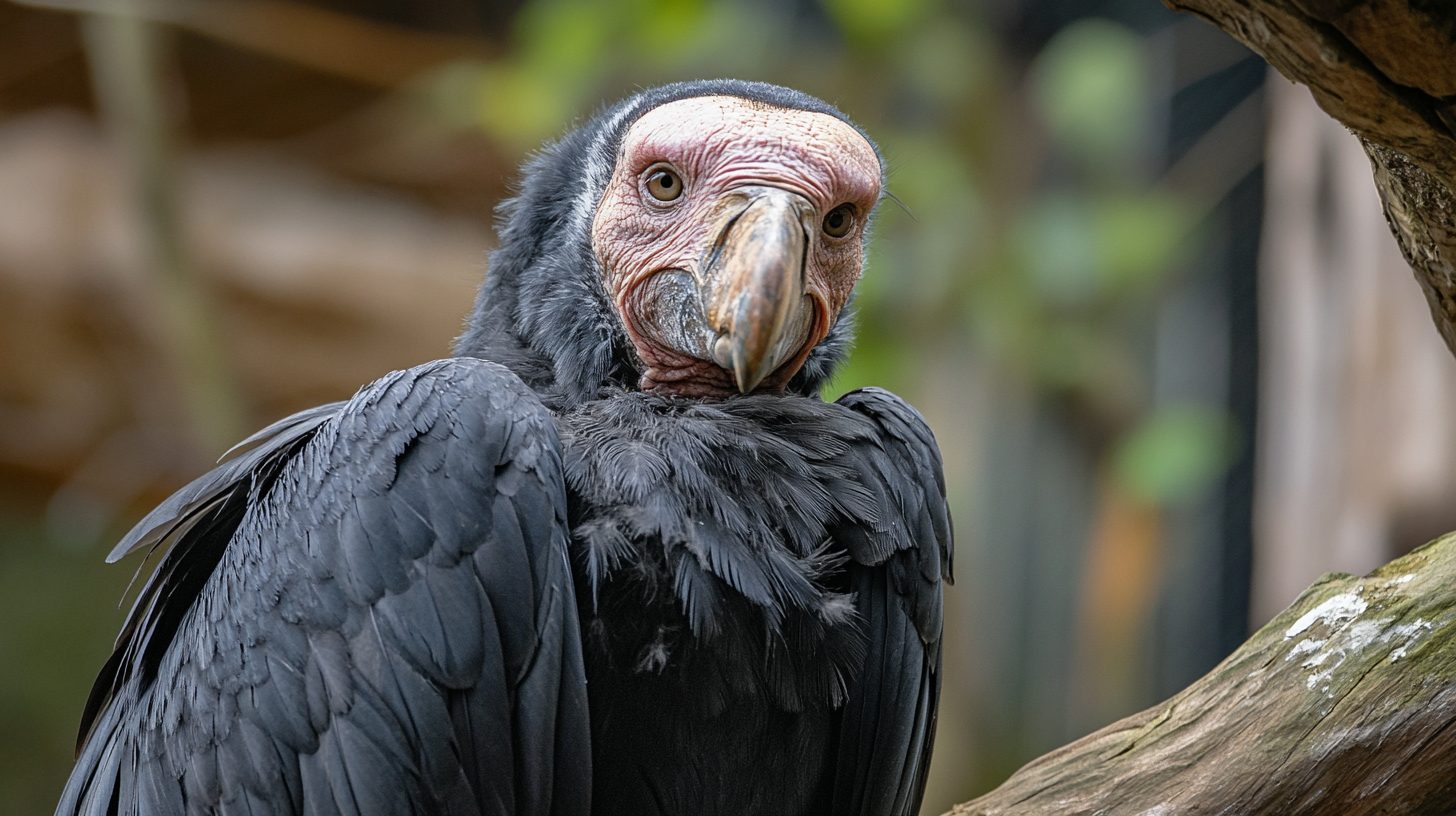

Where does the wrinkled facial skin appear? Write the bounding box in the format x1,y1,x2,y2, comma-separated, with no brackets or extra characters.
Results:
592,96,882,397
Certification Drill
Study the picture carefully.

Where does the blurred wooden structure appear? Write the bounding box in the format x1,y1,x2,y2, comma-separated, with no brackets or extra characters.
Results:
0,1,505,525
0,8,518,812
0,113,486,524
947,1,1456,812
1256,78,1456,621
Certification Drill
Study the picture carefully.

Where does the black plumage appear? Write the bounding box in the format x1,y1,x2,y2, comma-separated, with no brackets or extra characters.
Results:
59,362,589,816
562,388,948,815
58,80,952,816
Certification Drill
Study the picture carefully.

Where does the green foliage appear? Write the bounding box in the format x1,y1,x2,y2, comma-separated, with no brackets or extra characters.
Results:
821,0,930,48
0,520,132,815
1031,19,1149,173
1015,191,1194,306
1097,192,1197,291
471,65,575,149
1113,406,1238,505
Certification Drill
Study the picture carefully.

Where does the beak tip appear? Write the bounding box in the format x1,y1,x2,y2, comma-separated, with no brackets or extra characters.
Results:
706,188,812,396
731,356,766,394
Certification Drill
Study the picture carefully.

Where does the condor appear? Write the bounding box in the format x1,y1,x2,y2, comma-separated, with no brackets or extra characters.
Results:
58,80,952,816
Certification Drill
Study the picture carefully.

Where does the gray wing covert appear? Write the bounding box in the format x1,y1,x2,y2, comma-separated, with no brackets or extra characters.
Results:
57,358,589,816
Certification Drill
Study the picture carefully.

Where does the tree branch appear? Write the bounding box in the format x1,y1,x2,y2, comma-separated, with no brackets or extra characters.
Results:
951,534,1456,814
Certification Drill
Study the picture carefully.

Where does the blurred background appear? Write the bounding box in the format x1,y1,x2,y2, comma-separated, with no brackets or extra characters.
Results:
3,0,1455,812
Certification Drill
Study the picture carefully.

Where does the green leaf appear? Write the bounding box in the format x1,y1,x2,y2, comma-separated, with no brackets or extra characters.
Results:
1113,407,1237,505
1030,19,1147,169
1015,194,1100,307
1095,193,1197,293
472,64,576,150
822,0,930,47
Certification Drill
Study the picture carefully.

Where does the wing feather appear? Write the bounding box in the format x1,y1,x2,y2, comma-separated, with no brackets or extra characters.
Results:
832,387,953,816
58,358,589,816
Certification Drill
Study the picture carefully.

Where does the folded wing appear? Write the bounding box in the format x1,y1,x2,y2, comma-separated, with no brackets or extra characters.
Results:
58,358,589,816
833,387,954,816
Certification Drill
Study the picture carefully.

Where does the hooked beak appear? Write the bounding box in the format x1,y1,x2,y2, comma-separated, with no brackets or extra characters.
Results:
699,187,817,393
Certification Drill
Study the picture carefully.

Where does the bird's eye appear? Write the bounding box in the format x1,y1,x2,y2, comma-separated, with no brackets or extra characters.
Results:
644,166,684,202
823,204,856,238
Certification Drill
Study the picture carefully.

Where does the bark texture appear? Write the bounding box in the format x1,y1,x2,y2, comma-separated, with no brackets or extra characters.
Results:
951,534,1456,814
944,4,1456,813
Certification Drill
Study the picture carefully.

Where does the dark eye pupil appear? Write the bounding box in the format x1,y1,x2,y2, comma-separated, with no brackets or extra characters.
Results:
646,167,683,201
824,205,854,236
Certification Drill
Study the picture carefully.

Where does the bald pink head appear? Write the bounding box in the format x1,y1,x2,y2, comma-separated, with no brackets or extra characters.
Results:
591,96,882,397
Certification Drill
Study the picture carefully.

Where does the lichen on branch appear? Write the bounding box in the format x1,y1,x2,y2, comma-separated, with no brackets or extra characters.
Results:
951,534,1456,815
